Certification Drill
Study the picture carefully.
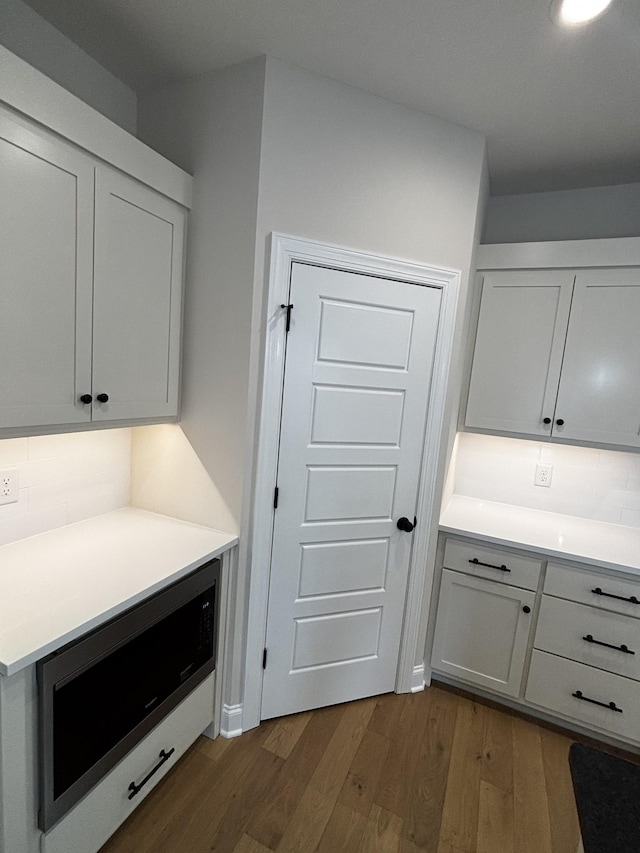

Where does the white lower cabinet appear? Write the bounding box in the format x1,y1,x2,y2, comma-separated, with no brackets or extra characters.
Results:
41,674,214,853
432,570,535,696
432,535,640,748
431,538,540,697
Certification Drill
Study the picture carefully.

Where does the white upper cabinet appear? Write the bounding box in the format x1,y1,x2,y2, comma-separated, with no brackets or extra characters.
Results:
465,270,574,436
466,263,640,449
91,168,184,423
0,113,94,429
0,99,188,434
555,269,640,447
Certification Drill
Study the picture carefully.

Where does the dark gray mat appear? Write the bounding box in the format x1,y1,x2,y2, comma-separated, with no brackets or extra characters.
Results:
569,742,640,853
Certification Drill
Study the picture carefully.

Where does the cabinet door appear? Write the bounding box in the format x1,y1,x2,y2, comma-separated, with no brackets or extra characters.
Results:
91,168,185,422
431,569,535,697
553,269,640,446
465,271,574,436
0,110,93,428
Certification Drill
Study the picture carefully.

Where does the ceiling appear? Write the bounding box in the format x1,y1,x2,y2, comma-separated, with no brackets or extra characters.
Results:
21,0,640,195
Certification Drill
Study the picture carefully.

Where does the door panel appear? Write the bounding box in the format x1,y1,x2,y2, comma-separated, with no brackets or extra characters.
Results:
261,262,442,719
0,111,93,428
465,270,574,436
554,269,640,446
92,167,184,422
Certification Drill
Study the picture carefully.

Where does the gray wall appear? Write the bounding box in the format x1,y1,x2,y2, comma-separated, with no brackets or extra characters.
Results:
139,57,487,710
1,0,136,133
137,58,267,532
483,182,640,244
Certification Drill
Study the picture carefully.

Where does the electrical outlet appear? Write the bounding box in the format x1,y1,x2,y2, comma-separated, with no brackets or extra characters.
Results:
0,468,19,505
534,462,553,488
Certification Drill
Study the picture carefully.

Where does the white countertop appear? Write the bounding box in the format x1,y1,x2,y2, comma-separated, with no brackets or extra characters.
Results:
441,495,640,576
0,507,238,676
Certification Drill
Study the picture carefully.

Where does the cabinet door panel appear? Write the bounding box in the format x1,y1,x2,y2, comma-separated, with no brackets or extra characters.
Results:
92,168,184,422
554,269,640,446
431,569,535,697
0,111,93,427
465,271,574,436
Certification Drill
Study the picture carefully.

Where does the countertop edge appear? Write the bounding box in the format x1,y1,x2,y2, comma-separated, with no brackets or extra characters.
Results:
0,508,238,677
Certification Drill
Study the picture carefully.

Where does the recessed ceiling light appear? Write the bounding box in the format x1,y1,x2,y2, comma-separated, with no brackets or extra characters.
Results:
550,0,613,26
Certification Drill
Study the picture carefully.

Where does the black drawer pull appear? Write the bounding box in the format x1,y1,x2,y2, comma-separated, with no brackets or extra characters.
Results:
583,634,635,655
469,558,510,573
572,690,623,713
128,748,175,800
592,587,640,605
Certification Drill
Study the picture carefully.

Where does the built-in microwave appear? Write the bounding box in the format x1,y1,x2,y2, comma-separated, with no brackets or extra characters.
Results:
37,557,220,832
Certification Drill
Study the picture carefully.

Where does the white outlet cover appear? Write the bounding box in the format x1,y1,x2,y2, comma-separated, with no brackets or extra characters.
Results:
0,467,20,505
535,462,553,487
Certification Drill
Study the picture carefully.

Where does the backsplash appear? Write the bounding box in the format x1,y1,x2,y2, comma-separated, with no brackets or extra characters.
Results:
453,432,640,528
0,429,131,547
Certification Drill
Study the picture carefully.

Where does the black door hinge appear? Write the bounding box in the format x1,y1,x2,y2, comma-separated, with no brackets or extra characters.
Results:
263,648,268,669
273,486,279,509
281,303,294,333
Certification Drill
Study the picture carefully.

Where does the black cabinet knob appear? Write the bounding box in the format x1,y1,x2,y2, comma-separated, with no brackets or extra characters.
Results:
396,517,415,533
522,605,531,614
80,394,92,404
556,418,564,426
543,417,551,425
96,393,109,403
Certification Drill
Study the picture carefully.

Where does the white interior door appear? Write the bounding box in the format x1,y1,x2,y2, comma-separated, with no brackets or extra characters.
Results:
261,262,442,719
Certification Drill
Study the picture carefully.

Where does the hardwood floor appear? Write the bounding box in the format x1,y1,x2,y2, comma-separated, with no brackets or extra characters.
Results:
100,684,582,853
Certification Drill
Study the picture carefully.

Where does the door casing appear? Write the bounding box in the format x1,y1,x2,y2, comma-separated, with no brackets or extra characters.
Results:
242,233,461,731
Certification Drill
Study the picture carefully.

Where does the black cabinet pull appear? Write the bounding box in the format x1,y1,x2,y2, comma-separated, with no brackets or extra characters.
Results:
583,634,635,655
572,690,623,713
128,748,175,800
96,393,109,403
397,516,415,533
543,417,552,425
592,587,640,605
522,605,531,614
79,394,92,404
555,418,565,426
468,557,511,573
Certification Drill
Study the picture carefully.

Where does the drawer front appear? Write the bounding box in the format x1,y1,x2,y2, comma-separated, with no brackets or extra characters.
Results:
41,674,215,853
536,595,640,680
545,562,640,619
526,650,640,744
443,537,542,590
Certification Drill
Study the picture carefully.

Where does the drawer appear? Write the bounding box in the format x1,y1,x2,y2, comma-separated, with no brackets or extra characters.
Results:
443,537,542,590
526,650,640,744
41,674,215,853
545,562,640,619
536,595,640,680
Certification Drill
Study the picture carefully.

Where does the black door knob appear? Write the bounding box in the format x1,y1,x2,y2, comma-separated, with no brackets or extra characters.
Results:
556,418,564,426
522,605,531,614
96,393,109,403
80,394,92,404
396,517,415,533
543,417,551,425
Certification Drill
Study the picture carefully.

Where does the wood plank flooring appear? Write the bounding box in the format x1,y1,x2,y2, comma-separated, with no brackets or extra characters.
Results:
100,684,583,853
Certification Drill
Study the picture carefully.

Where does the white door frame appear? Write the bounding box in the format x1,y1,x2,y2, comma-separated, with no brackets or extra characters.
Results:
242,233,460,731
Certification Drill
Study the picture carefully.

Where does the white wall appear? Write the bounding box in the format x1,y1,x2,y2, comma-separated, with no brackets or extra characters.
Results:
139,56,487,716
453,432,640,527
0,430,130,546
137,58,266,535
483,182,640,244
1,0,136,134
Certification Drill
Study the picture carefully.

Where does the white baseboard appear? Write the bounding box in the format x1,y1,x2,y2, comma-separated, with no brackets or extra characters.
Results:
220,703,244,738
410,664,426,693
